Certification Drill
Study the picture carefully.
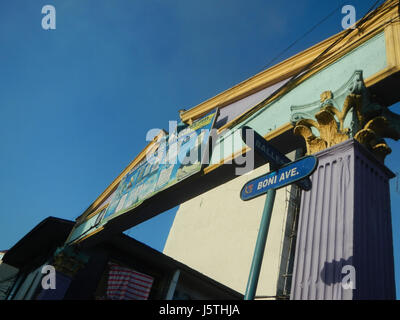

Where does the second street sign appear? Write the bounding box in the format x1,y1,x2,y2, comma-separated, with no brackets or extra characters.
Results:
240,155,318,201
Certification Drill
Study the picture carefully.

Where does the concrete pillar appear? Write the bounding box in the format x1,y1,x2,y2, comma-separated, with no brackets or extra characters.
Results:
290,139,396,300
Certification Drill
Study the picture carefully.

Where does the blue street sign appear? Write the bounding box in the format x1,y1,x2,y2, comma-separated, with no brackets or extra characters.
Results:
240,126,312,191
240,155,318,201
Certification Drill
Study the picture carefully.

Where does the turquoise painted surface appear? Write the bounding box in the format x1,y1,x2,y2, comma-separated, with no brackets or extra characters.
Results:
67,212,100,243
209,32,387,165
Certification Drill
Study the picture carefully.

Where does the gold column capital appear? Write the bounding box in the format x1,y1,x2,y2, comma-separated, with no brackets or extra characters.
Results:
291,71,400,162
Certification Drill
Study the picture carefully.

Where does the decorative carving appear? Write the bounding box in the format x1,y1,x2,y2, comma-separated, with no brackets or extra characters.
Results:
290,70,400,162
293,108,349,155
320,91,333,103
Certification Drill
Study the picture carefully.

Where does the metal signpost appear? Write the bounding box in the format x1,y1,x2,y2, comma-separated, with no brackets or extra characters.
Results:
240,126,318,300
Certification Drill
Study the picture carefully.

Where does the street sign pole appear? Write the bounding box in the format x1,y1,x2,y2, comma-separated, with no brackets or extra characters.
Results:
240,126,317,300
244,188,276,300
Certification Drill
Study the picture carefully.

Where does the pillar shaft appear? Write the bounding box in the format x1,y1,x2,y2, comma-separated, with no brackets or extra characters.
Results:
290,139,396,300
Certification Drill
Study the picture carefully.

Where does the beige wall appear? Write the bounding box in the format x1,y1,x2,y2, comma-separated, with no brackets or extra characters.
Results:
163,151,299,297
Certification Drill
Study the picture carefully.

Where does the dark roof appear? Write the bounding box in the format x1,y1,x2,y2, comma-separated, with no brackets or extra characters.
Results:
3,217,74,269
105,233,243,299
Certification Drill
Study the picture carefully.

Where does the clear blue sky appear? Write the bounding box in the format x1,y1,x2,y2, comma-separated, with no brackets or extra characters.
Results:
1,0,399,297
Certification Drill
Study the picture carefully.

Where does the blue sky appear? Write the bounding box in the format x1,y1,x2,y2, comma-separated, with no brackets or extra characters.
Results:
1,0,399,297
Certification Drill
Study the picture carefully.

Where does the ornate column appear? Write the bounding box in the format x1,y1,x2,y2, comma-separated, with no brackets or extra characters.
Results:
291,70,400,162
289,71,399,300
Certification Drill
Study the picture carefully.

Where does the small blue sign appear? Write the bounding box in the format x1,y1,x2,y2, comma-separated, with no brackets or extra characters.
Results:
240,156,318,201
241,126,312,191
241,126,288,169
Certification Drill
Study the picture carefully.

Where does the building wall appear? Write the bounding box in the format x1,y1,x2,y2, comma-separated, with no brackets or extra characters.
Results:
164,151,299,297
163,31,392,299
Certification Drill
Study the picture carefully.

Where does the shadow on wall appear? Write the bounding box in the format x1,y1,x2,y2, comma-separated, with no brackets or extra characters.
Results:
320,257,354,286
214,116,228,129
